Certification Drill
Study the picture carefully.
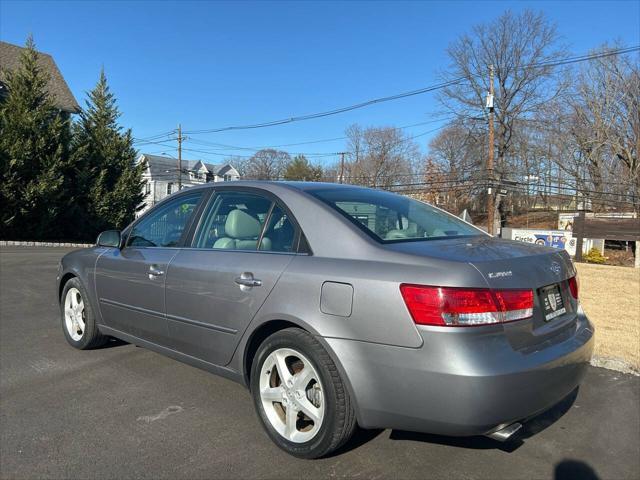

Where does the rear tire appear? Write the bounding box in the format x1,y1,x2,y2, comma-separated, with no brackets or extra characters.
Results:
250,327,357,459
60,277,108,349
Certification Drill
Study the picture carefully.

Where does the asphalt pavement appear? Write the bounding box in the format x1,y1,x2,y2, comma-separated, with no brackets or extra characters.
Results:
1,247,638,479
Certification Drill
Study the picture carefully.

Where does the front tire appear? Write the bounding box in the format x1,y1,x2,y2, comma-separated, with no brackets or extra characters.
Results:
60,277,107,349
250,328,357,458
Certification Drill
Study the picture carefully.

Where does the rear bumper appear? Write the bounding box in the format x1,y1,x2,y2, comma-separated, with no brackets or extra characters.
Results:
325,312,594,436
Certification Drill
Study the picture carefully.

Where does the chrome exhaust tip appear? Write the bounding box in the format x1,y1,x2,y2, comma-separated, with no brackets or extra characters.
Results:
486,422,523,442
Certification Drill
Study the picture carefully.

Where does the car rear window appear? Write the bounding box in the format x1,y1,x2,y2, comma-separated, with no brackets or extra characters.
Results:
307,187,483,243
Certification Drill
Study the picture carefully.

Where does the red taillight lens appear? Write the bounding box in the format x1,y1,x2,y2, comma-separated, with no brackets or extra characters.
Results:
568,275,579,299
400,284,534,327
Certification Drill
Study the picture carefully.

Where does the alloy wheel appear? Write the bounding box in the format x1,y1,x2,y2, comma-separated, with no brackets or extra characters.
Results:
64,287,86,341
259,347,325,443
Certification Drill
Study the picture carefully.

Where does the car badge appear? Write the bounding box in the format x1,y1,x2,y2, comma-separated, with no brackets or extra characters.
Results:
550,262,561,276
487,271,512,279
549,293,557,311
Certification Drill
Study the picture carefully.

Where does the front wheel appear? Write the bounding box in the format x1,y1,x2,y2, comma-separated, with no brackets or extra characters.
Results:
60,277,108,349
250,328,357,458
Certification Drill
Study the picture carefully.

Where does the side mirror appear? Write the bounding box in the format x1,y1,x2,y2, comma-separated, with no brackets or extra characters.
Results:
97,230,122,248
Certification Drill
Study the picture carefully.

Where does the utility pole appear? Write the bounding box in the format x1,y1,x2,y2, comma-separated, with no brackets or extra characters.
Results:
486,64,495,236
339,152,346,184
177,124,183,190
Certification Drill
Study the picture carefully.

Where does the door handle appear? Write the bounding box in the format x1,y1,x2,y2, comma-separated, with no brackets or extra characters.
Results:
235,273,262,288
149,266,165,277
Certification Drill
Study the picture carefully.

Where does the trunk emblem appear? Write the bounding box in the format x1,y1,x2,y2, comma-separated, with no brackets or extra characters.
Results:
549,293,558,311
487,271,512,279
550,262,561,276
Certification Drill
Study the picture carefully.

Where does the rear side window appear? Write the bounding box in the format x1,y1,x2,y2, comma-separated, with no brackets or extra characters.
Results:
127,192,203,248
308,187,482,243
259,205,295,252
193,191,296,252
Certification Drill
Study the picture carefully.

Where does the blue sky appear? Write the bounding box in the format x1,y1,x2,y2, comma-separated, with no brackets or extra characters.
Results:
1,0,639,166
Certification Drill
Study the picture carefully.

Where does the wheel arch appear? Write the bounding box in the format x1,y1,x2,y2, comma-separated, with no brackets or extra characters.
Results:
243,319,301,388
58,272,78,302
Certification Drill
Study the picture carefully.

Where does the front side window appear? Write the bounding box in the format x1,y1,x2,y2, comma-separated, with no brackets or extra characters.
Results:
308,187,483,243
127,192,203,248
193,191,296,252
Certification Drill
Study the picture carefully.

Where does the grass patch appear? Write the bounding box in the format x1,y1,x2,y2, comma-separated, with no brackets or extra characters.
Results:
576,263,640,372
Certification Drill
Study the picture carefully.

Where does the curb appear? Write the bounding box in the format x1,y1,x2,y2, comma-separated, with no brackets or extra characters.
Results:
591,356,639,376
0,240,93,248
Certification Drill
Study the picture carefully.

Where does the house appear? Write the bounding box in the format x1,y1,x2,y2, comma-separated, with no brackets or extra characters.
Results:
0,41,80,114
137,154,241,214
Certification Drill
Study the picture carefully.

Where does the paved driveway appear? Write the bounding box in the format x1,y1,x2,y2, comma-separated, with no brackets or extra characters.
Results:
1,247,638,480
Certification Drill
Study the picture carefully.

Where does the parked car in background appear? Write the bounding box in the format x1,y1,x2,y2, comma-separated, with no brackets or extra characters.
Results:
57,182,594,458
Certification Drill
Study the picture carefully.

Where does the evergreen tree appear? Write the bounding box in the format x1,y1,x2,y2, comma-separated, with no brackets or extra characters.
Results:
0,36,72,240
72,69,144,239
283,155,323,181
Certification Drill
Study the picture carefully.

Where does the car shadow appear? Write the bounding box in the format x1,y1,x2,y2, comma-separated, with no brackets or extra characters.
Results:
389,430,525,452
520,387,579,439
386,387,579,453
93,336,129,349
554,459,600,480
325,427,386,457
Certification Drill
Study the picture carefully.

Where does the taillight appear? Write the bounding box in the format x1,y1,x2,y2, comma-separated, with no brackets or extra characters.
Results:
400,284,534,327
568,275,579,299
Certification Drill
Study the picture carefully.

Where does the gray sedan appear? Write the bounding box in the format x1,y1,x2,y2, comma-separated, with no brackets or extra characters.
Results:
56,181,594,458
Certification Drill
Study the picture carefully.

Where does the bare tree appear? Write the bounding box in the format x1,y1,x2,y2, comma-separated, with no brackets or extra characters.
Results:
426,122,484,212
439,9,568,221
243,149,289,180
570,45,639,209
345,124,364,164
343,125,419,188
224,155,250,178
540,45,639,212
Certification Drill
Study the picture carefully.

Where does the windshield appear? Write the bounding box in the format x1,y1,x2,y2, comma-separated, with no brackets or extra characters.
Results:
308,187,484,243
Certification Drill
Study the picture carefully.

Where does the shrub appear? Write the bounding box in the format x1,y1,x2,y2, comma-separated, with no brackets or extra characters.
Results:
584,247,606,264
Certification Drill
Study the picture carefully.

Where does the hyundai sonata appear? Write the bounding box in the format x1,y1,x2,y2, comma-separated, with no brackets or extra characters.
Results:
57,181,594,458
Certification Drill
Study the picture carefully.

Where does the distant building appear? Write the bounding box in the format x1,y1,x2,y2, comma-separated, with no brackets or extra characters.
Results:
0,41,80,114
137,154,240,214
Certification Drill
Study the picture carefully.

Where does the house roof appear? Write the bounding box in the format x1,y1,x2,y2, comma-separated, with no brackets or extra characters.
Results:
139,154,239,178
0,41,80,113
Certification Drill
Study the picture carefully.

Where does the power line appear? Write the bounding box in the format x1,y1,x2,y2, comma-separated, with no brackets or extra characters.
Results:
136,122,452,162
138,141,342,159
182,115,457,151
180,45,639,136
186,123,450,157
133,129,177,143
133,44,639,167
182,80,466,135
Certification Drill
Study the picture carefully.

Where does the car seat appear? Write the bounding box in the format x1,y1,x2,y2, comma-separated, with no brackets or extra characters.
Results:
213,209,271,250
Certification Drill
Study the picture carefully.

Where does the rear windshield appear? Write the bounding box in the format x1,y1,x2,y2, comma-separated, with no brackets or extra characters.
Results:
308,187,483,243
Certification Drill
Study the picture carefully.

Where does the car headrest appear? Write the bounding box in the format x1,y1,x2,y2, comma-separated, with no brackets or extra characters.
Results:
385,229,410,240
225,209,262,239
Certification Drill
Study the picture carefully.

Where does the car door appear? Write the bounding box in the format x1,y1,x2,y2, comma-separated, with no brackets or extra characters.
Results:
95,191,205,346
164,188,299,366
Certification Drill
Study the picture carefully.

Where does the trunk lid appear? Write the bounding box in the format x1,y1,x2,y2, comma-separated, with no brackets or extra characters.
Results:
385,236,579,349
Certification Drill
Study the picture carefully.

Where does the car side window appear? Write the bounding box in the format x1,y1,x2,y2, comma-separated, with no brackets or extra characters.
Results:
193,191,297,253
127,192,203,248
259,205,295,252
193,192,272,250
